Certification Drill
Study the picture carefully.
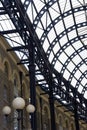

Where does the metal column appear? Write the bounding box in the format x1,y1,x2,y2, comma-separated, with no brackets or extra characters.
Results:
28,39,37,130
74,99,80,130
49,75,56,130
73,89,80,130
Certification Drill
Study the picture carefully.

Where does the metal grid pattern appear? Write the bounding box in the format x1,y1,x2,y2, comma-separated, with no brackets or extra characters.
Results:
29,0,87,97
0,0,87,123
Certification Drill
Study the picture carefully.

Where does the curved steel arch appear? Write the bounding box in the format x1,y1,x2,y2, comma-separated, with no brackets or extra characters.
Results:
41,21,87,53
33,4,86,29
44,23,87,69
37,20,87,70
69,57,87,83
61,47,87,77
51,34,87,66
75,69,87,94
33,6,87,49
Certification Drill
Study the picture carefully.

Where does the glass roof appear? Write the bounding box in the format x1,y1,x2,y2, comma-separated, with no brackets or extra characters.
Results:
1,0,87,101
23,0,87,99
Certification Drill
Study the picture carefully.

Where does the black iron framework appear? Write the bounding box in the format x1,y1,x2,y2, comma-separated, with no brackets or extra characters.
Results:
1,0,87,130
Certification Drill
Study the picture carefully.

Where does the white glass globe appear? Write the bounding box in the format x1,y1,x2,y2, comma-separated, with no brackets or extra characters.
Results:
26,104,35,113
12,97,25,110
2,106,11,115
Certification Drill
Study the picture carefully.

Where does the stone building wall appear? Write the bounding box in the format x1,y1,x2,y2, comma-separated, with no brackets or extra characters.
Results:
0,35,87,130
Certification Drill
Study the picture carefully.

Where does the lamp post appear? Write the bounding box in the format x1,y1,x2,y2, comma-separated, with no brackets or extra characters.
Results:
12,97,25,130
2,97,35,130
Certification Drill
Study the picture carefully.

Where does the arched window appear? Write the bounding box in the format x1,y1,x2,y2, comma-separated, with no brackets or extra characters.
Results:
22,83,26,98
13,76,18,97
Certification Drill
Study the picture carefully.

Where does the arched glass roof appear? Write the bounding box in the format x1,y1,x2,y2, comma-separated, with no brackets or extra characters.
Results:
1,0,87,121
22,0,87,98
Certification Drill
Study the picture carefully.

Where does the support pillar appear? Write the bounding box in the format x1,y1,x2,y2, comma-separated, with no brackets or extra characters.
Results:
74,100,80,130
19,71,24,130
28,40,37,130
49,75,56,130
73,89,80,130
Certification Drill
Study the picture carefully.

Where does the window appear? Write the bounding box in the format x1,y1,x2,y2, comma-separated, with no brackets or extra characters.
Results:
14,78,18,97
